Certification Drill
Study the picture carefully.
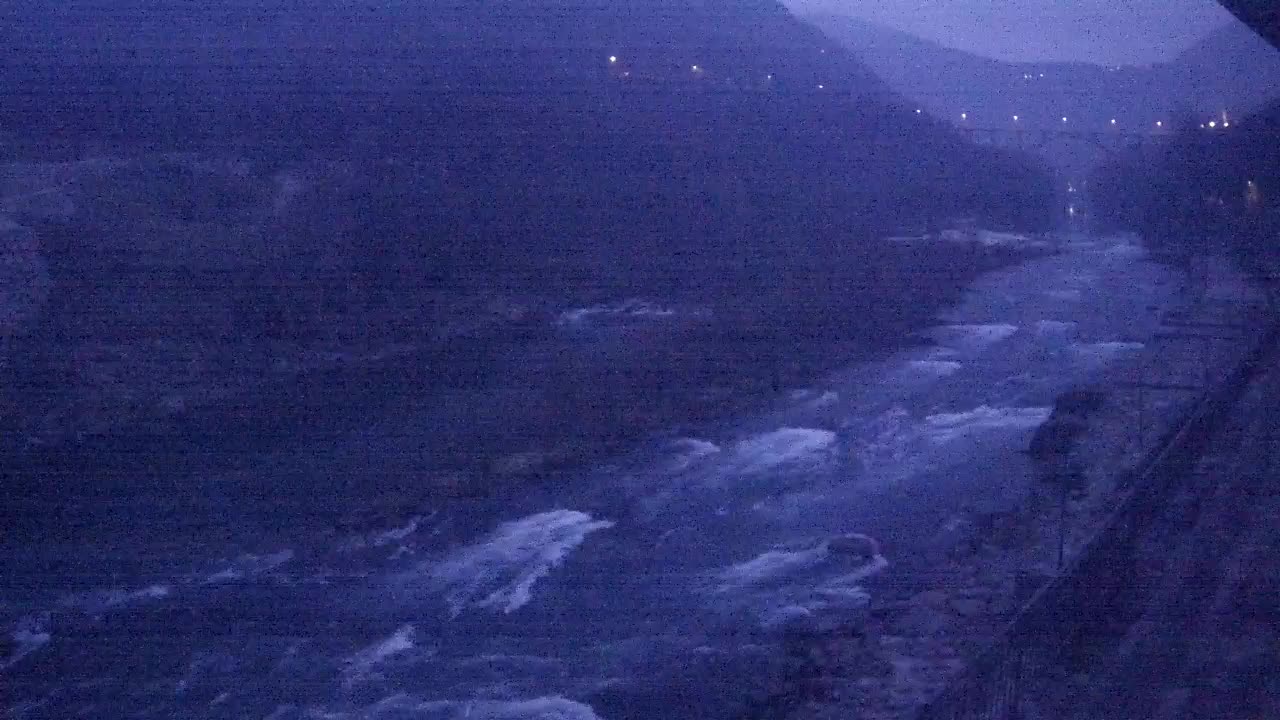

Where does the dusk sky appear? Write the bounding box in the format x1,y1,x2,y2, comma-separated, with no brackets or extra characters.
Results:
783,0,1239,65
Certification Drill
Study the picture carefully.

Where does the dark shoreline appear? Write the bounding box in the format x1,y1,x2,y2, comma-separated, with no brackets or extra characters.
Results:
3,241,1043,502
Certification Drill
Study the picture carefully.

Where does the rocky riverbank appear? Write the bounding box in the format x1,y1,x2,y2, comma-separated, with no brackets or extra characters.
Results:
773,253,1271,720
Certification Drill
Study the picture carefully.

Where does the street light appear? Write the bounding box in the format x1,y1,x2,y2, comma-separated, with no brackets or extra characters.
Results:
960,112,967,120
1156,121,1163,128
1209,121,1217,128
1110,118,1117,125
1062,116,1068,123
1013,114,1019,122
609,56,617,64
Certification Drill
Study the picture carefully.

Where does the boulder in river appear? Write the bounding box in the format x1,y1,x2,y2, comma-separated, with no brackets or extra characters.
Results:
1026,388,1107,461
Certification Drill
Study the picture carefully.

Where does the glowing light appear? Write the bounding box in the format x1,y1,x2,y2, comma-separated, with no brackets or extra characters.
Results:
1039,73,1044,78
1062,116,1068,123
1209,121,1217,128
960,112,967,120
1110,119,1117,125
609,56,617,63
818,84,824,89
916,108,922,114
1157,121,1163,128
692,65,700,72
766,74,773,80
1013,115,1019,121
1223,121,1230,128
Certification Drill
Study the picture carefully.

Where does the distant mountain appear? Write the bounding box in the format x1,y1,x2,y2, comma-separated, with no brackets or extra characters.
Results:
806,14,1280,149
1153,21,1280,115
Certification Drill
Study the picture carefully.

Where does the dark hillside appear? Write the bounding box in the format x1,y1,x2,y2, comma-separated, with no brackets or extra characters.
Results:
1090,100,1279,270
0,0,1052,466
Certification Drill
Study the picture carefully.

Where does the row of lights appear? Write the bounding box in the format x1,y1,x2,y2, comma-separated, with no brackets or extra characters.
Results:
609,57,1235,133
948,111,1165,129
612,55,758,80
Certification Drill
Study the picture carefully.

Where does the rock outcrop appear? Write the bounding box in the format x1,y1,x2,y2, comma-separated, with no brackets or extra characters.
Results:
1027,388,1107,461
1026,388,1107,494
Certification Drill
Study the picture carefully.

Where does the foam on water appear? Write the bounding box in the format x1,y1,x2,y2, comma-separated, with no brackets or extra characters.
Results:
1102,241,1145,257
922,405,1052,446
730,428,836,474
906,360,963,377
787,389,839,406
556,299,682,327
933,323,1019,351
976,230,1033,247
425,510,615,617
463,698,604,720
201,550,295,585
374,518,422,548
2,613,51,669
60,583,173,615
853,404,1051,483
1071,341,1145,362
719,545,830,590
342,624,421,688
664,438,722,473
302,695,603,720
1035,320,1077,336
716,534,889,625
809,390,840,407
854,406,920,482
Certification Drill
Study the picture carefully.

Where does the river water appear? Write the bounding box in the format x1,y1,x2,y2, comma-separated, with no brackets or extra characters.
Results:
2,234,1184,720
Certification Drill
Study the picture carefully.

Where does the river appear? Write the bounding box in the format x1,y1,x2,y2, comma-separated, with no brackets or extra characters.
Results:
2,233,1184,720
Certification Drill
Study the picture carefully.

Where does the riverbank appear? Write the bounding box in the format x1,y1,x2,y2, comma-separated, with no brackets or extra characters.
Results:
777,251,1270,720
1,182,1041,498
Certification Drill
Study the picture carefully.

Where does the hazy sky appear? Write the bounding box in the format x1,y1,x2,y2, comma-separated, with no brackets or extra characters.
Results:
783,0,1238,65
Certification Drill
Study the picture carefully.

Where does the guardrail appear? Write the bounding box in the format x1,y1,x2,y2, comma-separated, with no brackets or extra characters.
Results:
915,282,1280,719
